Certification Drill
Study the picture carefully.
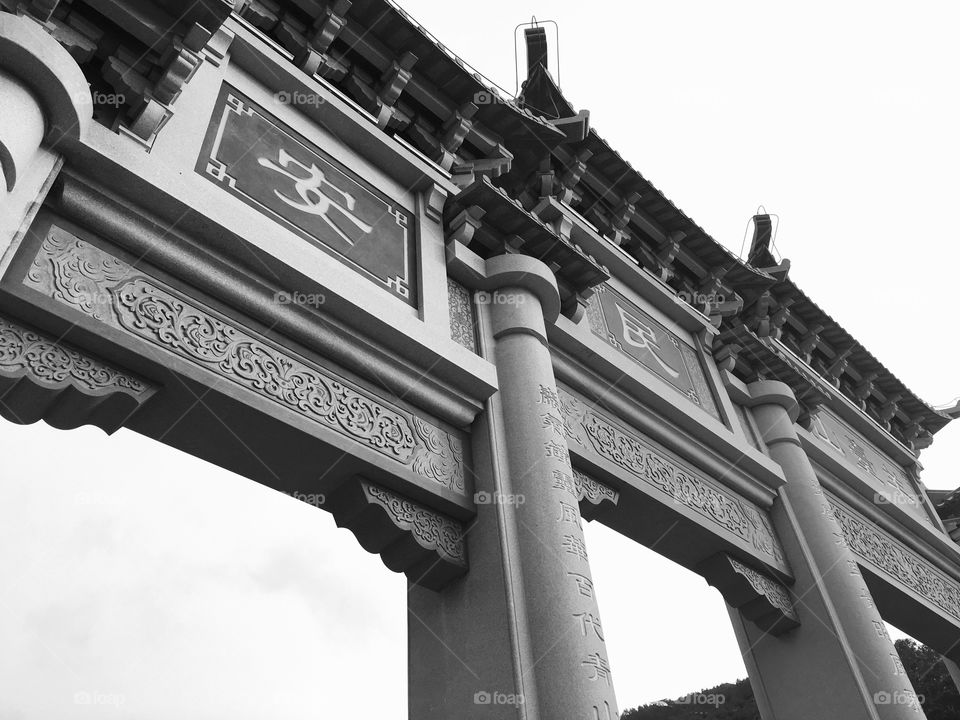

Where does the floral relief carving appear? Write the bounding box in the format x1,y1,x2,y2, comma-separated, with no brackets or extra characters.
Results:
0,314,150,396
446,278,476,353
828,496,960,621
729,556,798,622
365,483,466,564
560,387,786,566
25,229,467,491
572,469,619,506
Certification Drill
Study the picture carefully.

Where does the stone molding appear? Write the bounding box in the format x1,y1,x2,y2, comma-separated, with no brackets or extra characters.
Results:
325,477,467,591
25,225,467,493
559,385,787,568
0,312,155,433
828,494,960,621
699,552,800,635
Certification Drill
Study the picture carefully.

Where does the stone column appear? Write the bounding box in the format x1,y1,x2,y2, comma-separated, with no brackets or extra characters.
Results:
488,256,618,719
734,380,923,719
409,254,617,720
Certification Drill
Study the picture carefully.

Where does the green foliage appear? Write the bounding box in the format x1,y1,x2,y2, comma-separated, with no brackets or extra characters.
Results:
621,639,960,720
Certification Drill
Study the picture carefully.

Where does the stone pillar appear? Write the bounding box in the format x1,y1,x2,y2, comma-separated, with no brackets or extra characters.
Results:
487,274,619,720
735,380,923,719
409,254,617,719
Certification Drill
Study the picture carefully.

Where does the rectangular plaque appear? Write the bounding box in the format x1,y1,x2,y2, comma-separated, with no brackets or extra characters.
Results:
196,85,417,305
811,408,931,525
584,284,720,419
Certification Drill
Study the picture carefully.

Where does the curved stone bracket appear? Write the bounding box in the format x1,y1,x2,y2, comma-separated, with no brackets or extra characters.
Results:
572,467,619,523
699,552,800,636
0,313,156,433
326,478,467,591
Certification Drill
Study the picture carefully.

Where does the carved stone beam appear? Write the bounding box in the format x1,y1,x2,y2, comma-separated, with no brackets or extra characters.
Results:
375,50,417,129
325,477,467,591
310,0,352,54
852,371,879,408
557,147,593,204
824,346,853,387
797,322,823,362
606,191,641,247
876,393,901,429
0,313,157,434
440,102,478,156
699,553,800,636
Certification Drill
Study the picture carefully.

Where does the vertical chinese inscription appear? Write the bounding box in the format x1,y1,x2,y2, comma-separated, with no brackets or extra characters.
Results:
537,383,616,700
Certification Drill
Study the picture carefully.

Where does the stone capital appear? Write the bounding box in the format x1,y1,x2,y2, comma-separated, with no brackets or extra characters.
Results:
446,240,560,321
746,380,801,448
0,13,91,149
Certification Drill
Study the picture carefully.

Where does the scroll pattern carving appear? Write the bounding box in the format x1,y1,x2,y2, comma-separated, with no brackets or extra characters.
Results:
365,484,466,564
0,314,149,395
572,469,619,507
729,556,798,622
558,387,785,566
25,229,466,492
447,278,476,353
829,497,960,621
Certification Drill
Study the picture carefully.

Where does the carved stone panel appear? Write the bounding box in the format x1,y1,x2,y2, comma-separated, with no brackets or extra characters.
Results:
196,85,417,305
828,495,960,622
585,284,720,420
0,313,156,434
699,552,799,635
24,225,466,494
558,385,786,569
446,277,476,353
810,408,930,525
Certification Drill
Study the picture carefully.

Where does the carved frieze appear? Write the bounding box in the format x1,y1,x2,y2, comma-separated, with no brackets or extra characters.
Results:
25,227,465,493
0,313,155,433
326,478,467,591
585,284,721,420
558,386,786,568
828,496,960,621
699,552,799,635
573,468,619,507
446,277,476,353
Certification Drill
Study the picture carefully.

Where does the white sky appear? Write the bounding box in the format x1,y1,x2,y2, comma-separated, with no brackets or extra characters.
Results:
2,1,959,717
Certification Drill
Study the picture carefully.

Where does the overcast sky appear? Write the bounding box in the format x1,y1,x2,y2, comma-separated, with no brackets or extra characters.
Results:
2,1,959,717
